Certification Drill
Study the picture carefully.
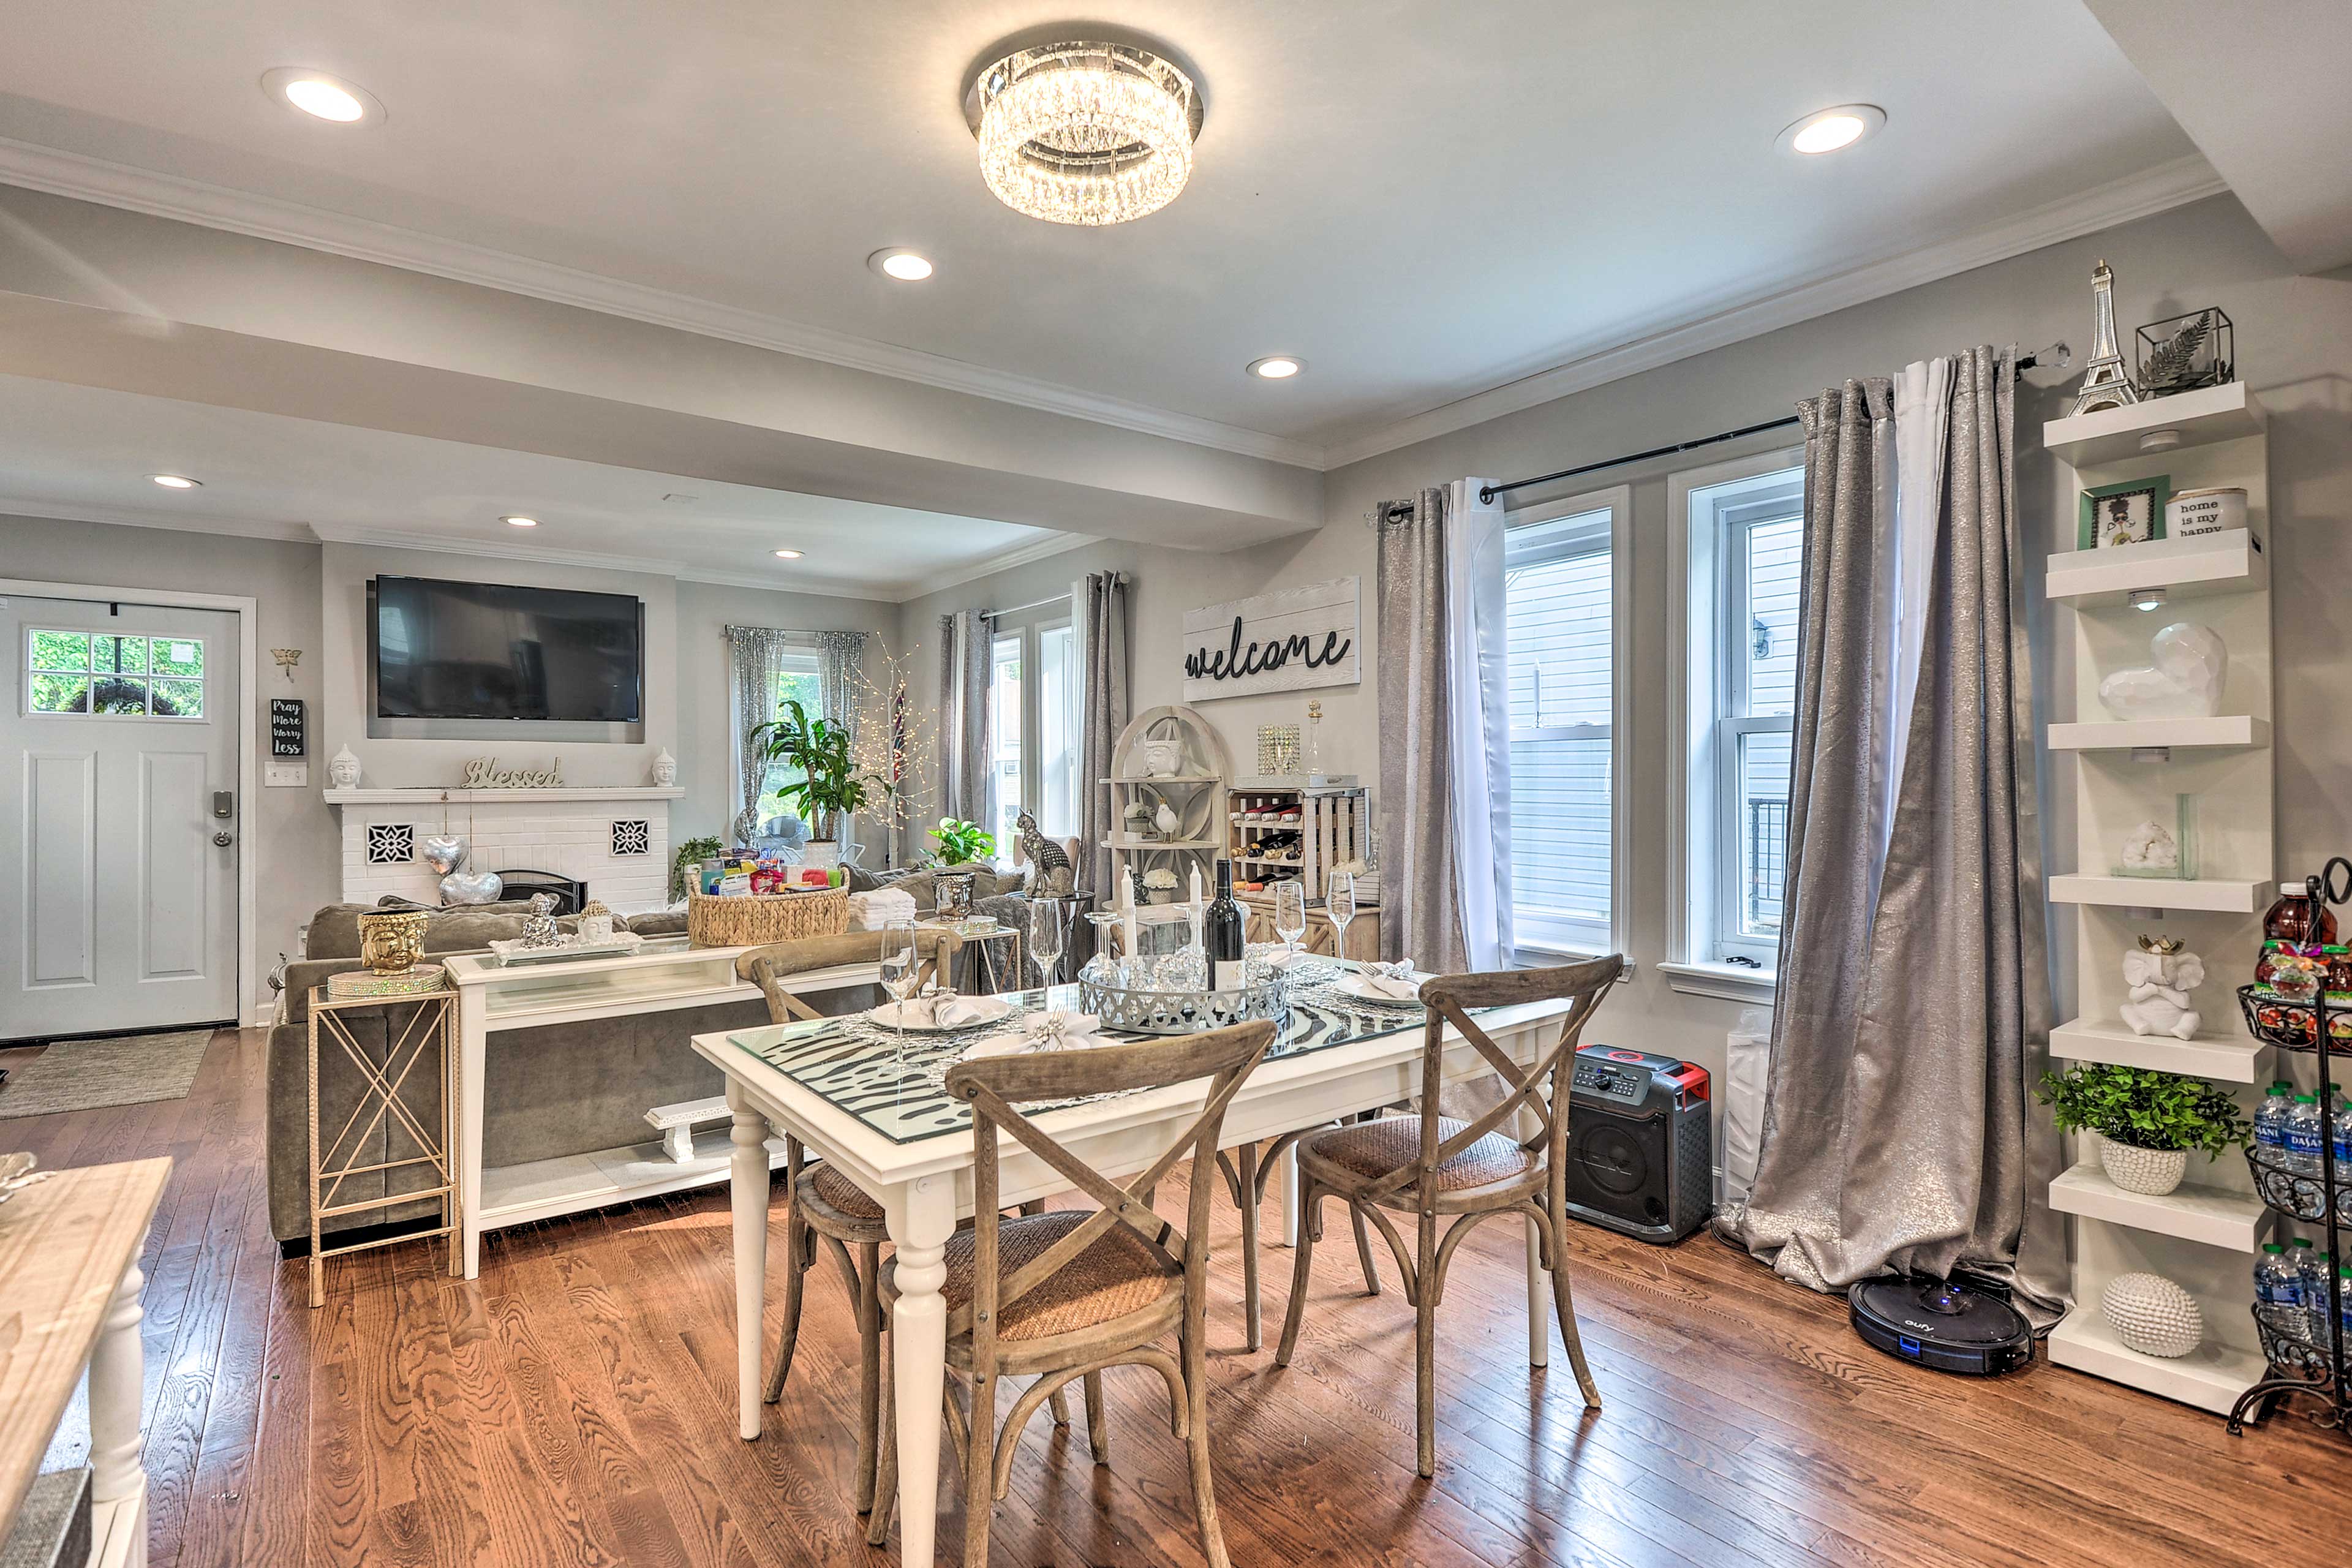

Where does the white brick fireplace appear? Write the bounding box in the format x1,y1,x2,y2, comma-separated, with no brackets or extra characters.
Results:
325,786,685,912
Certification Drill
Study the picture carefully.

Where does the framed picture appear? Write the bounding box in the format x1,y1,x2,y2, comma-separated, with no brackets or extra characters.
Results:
2079,476,2170,549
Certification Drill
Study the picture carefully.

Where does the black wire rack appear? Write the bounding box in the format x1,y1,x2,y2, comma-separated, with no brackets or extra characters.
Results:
2228,856,2352,1439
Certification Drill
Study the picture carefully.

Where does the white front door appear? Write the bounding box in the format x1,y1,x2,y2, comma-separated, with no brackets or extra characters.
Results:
0,594,241,1041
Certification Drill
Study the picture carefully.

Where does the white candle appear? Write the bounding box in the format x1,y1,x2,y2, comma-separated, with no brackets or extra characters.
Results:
1119,873,1137,959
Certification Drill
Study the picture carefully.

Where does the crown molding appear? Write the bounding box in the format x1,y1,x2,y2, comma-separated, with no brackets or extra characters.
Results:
1320,154,2230,468
0,136,1323,471
894,531,1104,604
0,493,316,542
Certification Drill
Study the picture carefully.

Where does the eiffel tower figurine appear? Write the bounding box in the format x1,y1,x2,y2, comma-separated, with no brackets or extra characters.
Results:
2071,258,2139,417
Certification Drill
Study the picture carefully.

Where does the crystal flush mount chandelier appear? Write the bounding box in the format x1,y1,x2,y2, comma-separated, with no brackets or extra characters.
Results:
967,39,1203,226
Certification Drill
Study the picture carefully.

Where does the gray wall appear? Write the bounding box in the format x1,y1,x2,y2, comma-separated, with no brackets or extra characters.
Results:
2,514,337,1009
901,193,2352,1104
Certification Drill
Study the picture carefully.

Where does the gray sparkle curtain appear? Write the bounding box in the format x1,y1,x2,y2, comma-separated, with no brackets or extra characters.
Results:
1374,488,1469,973
816,630,869,863
1077,571,1130,897
725,625,794,844
1721,350,2065,1324
937,609,994,833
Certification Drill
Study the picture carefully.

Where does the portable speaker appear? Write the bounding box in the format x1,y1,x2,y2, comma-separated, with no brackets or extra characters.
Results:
1559,1044,1713,1244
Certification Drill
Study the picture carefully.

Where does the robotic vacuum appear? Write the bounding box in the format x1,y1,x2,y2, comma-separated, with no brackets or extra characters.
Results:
1849,1273,2033,1376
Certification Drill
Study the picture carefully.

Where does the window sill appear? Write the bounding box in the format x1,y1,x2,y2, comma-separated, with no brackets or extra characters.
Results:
1513,940,1634,981
1657,960,1777,1005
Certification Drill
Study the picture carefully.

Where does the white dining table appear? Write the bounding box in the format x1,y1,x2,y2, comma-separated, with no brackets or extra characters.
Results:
690,970,1577,1566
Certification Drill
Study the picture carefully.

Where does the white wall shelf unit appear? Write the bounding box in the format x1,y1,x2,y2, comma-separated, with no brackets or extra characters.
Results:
2048,1159,2268,1251
2046,1314,2269,1416
2045,716,2269,752
1099,704,1232,902
2044,383,2275,1414
2050,1018,2271,1083
2045,529,2265,604
2041,381,2266,467
2048,875,2272,913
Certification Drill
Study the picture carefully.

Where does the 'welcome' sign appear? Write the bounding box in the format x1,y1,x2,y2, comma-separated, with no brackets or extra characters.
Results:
1182,576,1361,703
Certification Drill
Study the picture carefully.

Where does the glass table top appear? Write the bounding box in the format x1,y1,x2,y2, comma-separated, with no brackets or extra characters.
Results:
723,965,1442,1145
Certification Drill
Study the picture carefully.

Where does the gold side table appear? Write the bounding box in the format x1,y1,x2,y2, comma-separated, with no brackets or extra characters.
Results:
305,981,461,1307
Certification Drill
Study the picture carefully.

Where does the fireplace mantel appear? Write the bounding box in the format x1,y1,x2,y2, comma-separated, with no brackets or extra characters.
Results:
323,786,686,805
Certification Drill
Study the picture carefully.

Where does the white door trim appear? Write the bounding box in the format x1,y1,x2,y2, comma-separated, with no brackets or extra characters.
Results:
0,577,262,1028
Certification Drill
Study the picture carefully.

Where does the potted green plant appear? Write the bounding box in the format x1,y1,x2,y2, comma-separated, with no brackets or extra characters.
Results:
670,834,723,902
750,699,888,872
926,816,995,869
2037,1062,2250,1196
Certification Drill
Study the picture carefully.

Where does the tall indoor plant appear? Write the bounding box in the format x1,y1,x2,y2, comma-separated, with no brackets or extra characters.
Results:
750,699,888,869
2037,1063,2250,1196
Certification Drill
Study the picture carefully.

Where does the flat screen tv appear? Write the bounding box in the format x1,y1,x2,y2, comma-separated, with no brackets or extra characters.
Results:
371,575,643,723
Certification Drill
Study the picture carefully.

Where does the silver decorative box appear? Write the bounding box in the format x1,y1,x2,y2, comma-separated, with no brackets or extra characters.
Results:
1078,973,1290,1036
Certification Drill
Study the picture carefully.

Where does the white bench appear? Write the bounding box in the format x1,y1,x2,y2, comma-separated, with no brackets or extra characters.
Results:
644,1095,731,1164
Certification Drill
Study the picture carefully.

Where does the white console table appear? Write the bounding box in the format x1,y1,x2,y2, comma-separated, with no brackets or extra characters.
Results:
443,940,876,1277
0,1158,170,1568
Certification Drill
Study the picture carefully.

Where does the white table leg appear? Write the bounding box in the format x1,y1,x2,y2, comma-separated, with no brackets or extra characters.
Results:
458,984,488,1280
1278,1136,1300,1248
1518,1099,1548,1367
730,1094,772,1442
889,1175,957,1567
90,1243,149,1568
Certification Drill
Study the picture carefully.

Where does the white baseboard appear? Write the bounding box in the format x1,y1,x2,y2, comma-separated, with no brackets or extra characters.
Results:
247,1000,280,1030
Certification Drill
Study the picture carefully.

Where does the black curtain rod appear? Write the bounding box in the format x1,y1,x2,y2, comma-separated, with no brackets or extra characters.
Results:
1376,344,2066,520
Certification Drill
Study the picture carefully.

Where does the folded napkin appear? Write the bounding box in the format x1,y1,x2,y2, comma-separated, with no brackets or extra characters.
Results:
848,888,919,931
1354,959,1423,1002
1261,946,1318,970
962,1010,1110,1060
886,990,993,1030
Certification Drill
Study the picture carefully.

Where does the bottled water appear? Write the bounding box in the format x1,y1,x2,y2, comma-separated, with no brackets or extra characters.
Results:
2286,1095,2324,1176
2310,1252,2340,1348
2256,1243,2305,1338
2255,1082,2294,1161
2332,1089,2352,1169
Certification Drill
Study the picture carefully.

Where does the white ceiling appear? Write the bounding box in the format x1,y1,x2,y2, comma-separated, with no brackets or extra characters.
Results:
0,374,1067,600
0,0,2205,459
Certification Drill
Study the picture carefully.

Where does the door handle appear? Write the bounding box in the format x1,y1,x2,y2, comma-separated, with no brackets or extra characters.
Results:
213,831,234,848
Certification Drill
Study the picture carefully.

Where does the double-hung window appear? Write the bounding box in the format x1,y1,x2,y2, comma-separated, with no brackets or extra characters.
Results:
760,649,824,820
984,615,1082,864
1503,486,1629,957
1671,453,1804,982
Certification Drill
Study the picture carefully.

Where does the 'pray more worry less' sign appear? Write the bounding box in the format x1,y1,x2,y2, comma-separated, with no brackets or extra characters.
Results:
1182,576,1361,703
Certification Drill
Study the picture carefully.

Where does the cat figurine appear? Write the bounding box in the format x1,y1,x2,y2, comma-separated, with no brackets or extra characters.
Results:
1017,810,1077,896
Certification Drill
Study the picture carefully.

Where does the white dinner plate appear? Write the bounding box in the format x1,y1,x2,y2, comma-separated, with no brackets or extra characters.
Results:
1335,973,1425,1006
865,995,1017,1032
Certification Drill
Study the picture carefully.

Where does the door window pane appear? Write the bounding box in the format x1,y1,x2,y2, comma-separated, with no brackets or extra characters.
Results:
153,638,203,679
24,629,203,718
152,679,205,719
31,631,88,671
29,673,89,712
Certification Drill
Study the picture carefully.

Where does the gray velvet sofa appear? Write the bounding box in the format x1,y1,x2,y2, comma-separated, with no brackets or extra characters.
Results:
265,901,872,1252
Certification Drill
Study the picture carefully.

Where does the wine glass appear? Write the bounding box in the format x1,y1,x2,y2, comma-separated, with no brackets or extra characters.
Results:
877,918,920,1041
1274,880,1308,965
1080,911,1123,987
1030,899,1064,995
1326,871,1357,967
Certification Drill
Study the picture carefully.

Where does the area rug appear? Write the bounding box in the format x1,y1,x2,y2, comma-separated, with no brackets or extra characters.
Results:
0,1029,215,1119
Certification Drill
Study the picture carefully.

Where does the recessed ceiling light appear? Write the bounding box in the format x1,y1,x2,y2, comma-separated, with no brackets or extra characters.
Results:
1778,104,1885,156
261,67,385,126
773,548,804,560
868,248,934,282
501,515,539,528
1248,356,1305,380
149,473,202,489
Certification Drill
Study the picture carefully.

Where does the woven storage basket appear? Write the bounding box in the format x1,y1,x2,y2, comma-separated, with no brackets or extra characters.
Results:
687,885,850,947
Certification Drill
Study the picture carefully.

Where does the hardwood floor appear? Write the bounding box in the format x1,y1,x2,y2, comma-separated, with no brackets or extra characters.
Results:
13,1026,2350,1566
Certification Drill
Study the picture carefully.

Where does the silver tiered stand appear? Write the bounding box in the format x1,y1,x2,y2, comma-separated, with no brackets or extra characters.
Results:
2230,855,2352,1441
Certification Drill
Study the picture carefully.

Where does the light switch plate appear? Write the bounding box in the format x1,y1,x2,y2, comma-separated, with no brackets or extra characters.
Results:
266,763,308,788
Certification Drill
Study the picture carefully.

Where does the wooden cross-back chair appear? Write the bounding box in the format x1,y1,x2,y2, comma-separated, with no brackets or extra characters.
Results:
873,1018,1277,1568
748,923,1019,1546
1275,955,1623,1477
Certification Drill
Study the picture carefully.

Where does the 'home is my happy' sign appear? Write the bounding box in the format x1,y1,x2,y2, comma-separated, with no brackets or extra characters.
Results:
1182,576,1361,703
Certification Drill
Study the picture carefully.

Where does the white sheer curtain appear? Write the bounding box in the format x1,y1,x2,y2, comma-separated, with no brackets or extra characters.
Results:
725,625,794,844
1444,478,1512,970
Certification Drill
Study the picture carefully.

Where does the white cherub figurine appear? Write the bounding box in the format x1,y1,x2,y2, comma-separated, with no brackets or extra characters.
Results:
2119,935,2204,1040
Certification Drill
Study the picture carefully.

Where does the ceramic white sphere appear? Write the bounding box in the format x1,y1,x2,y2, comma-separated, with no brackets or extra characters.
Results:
2097,621,2226,720
2101,1272,2204,1359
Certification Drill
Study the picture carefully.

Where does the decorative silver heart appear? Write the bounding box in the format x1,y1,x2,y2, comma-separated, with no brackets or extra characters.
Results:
440,868,504,905
421,834,467,875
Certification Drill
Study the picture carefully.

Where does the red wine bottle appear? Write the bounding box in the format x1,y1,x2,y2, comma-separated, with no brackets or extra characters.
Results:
1207,859,1246,990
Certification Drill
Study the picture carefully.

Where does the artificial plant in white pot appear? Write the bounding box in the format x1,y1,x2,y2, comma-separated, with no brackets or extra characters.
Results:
2037,1062,2251,1197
